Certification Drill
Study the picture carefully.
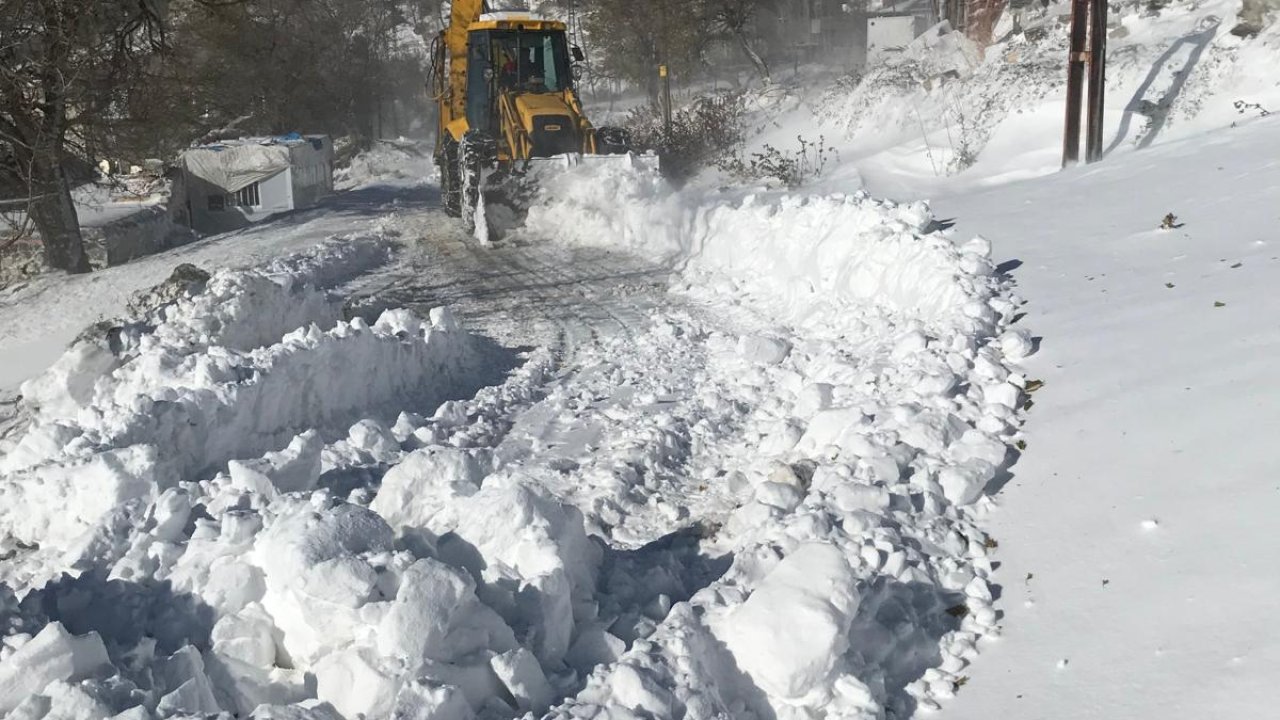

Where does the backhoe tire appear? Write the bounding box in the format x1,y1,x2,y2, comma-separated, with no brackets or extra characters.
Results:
439,139,462,218
458,132,496,233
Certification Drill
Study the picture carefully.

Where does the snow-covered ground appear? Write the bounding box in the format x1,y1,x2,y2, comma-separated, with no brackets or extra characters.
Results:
929,114,1280,720
0,185,428,394
1,2,1278,718
0,138,1028,718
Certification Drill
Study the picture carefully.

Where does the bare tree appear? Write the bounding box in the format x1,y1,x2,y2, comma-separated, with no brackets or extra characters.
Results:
705,0,773,82
0,0,173,273
574,0,709,106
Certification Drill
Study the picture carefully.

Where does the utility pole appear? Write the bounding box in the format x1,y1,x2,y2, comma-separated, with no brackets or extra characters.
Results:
660,64,672,134
1085,0,1108,162
1063,0,1108,167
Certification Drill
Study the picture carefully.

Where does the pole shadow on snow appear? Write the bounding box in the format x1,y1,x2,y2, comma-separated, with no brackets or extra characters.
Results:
1105,18,1221,155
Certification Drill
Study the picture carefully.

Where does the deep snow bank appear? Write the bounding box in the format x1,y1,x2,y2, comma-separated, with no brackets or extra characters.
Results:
335,140,434,191
528,162,1032,718
525,161,1004,336
0,239,479,593
0,236,628,720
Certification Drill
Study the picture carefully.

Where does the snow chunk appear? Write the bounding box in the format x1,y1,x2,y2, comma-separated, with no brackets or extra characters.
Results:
228,431,323,496
0,623,111,713
722,543,859,699
794,383,834,417
376,558,516,667
370,447,487,537
738,335,792,365
438,482,601,666
491,648,554,714
997,329,1034,361
314,648,398,720
938,459,997,506
205,652,310,716
390,680,474,720
429,306,462,332
796,408,867,454
0,446,158,552
211,604,279,668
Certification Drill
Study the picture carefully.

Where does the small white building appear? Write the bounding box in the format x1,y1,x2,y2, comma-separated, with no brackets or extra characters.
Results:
180,134,333,234
867,13,932,63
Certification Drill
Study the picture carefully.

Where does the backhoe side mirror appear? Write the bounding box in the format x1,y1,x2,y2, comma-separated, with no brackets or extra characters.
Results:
571,45,585,62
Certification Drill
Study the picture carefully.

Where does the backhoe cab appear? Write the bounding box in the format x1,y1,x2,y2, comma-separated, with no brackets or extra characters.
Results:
432,4,647,241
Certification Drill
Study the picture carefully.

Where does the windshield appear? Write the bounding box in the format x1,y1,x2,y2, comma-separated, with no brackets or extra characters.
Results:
490,31,571,93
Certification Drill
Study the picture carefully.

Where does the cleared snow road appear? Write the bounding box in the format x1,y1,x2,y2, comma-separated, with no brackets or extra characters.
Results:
345,209,670,361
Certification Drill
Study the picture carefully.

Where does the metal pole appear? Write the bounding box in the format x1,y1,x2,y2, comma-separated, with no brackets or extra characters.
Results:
1062,0,1090,167
1085,0,1108,163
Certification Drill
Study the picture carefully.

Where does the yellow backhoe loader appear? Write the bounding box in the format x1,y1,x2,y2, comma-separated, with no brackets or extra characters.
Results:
430,1,654,241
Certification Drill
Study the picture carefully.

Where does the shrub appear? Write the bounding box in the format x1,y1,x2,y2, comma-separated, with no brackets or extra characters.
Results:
624,94,747,183
718,135,837,189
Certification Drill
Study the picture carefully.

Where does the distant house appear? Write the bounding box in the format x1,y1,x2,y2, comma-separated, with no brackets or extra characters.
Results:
180,134,333,234
865,0,939,63
867,13,932,63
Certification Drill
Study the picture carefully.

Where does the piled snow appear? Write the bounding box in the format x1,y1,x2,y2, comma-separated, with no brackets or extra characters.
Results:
0,238,476,593
527,161,1001,336
526,160,1028,717
720,544,860,699
0,234,627,719
335,140,434,191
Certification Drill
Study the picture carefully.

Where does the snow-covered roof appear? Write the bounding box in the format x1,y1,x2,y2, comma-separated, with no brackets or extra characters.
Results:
193,132,327,151
182,134,329,192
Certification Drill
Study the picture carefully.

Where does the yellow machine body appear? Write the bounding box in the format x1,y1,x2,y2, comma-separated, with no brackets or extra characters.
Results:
430,2,650,239
434,4,599,161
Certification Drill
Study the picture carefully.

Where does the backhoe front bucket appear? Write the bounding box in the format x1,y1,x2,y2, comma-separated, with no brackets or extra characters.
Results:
471,151,660,245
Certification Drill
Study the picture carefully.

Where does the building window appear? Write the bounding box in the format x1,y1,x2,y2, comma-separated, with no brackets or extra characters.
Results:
227,182,261,208
207,194,226,211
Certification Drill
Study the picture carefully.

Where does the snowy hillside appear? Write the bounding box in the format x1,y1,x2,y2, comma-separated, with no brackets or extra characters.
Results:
725,0,1280,196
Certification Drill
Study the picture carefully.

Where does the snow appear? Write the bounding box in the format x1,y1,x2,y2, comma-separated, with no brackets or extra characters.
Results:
720,543,860,700
0,623,111,713
2,138,1027,719
513,130,1025,719
2,6,1278,716
925,113,1280,720
334,140,433,192
0,188,413,394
